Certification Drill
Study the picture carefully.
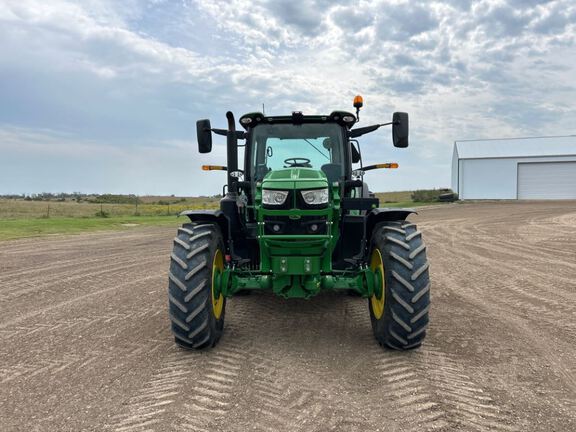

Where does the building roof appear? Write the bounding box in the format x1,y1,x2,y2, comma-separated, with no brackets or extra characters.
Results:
454,135,576,159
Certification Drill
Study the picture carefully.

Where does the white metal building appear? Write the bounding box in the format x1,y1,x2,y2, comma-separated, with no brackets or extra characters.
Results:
452,135,576,200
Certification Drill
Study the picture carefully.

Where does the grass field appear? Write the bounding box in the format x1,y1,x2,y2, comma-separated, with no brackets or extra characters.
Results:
0,216,182,241
0,198,218,219
0,191,446,240
373,191,435,208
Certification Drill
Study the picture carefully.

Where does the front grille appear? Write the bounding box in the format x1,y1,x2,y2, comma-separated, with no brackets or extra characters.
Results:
264,216,327,235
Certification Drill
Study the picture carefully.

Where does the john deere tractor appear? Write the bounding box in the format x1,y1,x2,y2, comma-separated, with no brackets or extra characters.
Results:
168,97,430,350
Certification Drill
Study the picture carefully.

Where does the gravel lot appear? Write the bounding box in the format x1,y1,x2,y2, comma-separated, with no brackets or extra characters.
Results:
1,201,575,431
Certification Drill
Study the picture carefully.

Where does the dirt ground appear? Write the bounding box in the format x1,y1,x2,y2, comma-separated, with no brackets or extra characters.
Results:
1,201,575,432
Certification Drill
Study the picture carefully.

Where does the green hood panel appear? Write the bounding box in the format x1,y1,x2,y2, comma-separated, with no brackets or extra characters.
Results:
265,168,325,181
262,168,328,190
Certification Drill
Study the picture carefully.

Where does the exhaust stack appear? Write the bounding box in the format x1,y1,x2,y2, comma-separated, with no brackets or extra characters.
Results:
226,111,238,195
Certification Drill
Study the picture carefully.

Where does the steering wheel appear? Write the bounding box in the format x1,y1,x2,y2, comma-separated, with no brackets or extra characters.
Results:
284,157,311,168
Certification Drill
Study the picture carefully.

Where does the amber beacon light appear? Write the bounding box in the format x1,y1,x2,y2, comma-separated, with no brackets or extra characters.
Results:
353,95,364,120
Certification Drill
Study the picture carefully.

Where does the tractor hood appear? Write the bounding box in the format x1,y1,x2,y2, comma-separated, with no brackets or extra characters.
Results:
261,168,328,190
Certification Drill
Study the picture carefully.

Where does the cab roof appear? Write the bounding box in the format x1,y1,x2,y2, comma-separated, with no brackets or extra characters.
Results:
238,111,357,131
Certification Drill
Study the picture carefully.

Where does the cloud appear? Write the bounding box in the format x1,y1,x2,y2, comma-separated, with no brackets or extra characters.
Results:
375,2,438,42
0,0,575,194
265,1,328,37
331,7,373,33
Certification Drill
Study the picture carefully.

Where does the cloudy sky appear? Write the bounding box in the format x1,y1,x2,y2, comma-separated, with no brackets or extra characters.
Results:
1,0,575,196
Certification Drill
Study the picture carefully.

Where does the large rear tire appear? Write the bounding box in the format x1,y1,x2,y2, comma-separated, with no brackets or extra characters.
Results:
168,223,226,349
369,221,430,350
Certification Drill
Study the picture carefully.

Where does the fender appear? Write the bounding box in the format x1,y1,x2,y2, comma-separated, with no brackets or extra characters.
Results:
366,207,416,239
179,210,231,247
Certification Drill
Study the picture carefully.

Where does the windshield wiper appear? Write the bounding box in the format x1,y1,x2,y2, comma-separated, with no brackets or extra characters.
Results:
303,139,330,160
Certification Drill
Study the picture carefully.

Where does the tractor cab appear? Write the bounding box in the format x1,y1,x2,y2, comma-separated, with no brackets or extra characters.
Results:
242,111,354,186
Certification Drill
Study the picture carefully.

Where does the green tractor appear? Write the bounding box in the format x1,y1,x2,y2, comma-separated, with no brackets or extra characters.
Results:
168,97,430,350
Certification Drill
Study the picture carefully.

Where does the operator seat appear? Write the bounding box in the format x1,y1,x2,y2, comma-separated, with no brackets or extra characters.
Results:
321,163,342,185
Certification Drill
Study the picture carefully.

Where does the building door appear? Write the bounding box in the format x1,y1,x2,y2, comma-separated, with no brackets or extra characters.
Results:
517,162,576,199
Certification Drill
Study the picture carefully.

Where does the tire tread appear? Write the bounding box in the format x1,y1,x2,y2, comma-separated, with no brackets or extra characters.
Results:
167,223,225,350
370,221,431,350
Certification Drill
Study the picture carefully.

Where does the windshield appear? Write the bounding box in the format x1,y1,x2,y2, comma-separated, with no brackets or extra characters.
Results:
250,123,345,181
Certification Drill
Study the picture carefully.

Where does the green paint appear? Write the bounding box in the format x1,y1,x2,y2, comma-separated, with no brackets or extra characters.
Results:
219,167,377,299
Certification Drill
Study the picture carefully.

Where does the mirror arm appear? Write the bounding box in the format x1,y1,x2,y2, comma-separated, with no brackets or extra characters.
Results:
212,128,246,139
349,122,394,138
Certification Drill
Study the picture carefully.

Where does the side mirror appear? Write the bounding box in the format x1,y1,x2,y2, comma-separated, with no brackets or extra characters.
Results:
350,142,361,163
392,112,409,148
196,119,212,153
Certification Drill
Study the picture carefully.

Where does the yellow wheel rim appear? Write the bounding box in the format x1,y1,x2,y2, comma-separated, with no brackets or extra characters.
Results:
370,248,385,319
211,249,224,319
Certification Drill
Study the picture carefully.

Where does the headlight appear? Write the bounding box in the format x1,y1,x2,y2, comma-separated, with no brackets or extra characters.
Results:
301,188,329,205
262,189,289,205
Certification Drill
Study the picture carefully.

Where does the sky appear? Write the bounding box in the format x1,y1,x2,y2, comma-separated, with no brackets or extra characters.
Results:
0,0,575,196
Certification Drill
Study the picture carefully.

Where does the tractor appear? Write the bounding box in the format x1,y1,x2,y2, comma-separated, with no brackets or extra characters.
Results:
168,96,430,350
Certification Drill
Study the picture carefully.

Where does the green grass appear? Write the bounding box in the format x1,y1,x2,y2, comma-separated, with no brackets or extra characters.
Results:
0,189,448,241
374,191,445,208
375,191,413,203
0,216,182,241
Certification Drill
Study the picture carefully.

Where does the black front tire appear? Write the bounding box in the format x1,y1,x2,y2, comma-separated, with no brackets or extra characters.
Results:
369,221,431,350
168,223,225,349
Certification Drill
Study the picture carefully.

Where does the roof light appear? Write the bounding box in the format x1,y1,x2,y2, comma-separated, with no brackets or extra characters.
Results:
240,117,252,125
353,95,364,108
292,111,304,124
